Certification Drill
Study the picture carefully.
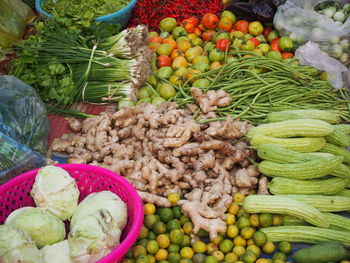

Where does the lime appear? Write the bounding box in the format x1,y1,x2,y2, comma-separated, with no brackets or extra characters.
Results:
155,248,168,261
133,245,147,257
172,206,182,219
146,240,159,254
225,253,238,263
226,225,239,238
148,231,156,240
278,241,292,254
228,204,240,215
204,255,219,263
126,248,134,258
152,221,167,235
233,193,245,203
259,213,273,227
159,261,170,263
138,238,148,247
160,18,177,32
192,253,206,263
249,214,260,227
206,243,218,254
237,217,251,229
147,254,156,263
168,252,182,263
144,215,159,229
262,241,275,254
136,255,149,263
253,231,267,247
139,225,149,239
225,213,236,225
170,229,184,245
179,259,192,263
159,83,176,99
212,251,225,261
157,234,170,249
237,209,249,219
122,259,135,263
181,235,191,247
182,221,193,235
273,252,287,261
168,193,181,206
272,215,283,226
240,251,257,263
168,244,180,253
197,229,209,237
240,227,255,240
246,245,261,258
219,239,233,254
159,208,174,223
167,219,181,232
211,235,223,245
232,245,245,257
192,241,207,253
180,216,190,226
180,247,194,259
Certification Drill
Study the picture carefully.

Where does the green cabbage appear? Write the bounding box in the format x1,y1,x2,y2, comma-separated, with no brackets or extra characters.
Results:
31,165,80,220
70,191,127,231
68,209,121,263
5,207,66,248
41,240,72,263
0,225,44,263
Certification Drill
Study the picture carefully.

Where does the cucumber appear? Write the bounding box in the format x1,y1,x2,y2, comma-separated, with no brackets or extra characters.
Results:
293,242,350,263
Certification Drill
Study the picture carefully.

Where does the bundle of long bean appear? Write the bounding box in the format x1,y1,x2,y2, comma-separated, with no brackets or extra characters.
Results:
173,53,350,124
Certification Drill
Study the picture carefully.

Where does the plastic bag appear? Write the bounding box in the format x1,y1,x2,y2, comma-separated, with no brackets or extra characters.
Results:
295,41,348,89
0,0,35,49
225,0,286,22
0,132,46,184
0,75,49,154
274,0,350,41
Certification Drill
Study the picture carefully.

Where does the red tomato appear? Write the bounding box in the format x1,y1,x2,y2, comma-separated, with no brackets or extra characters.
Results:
183,21,195,33
270,38,282,52
249,37,260,47
194,27,202,36
282,52,294,59
187,17,200,27
216,38,231,51
263,27,272,41
157,55,172,67
202,30,216,41
234,20,249,34
150,36,163,44
201,13,219,29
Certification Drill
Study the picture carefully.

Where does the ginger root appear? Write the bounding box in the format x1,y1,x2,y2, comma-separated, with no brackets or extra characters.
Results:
191,88,232,113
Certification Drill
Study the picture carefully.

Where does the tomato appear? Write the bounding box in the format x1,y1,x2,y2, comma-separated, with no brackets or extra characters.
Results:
138,86,153,99
192,45,203,54
157,55,172,68
266,51,282,60
159,31,170,39
193,55,210,65
241,40,255,51
187,33,196,40
185,47,202,62
249,37,260,47
192,78,211,88
244,33,253,40
230,31,244,39
182,20,196,33
176,36,190,42
267,30,280,42
149,31,159,38
194,27,202,36
170,49,183,60
177,40,191,52
191,37,203,46
150,36,163,44
160,17,178,32
282,52,294,59
218,17,233,32
172,27,187,40
256,34,266,43
204,42,216,53
278,37,294,51
270,38,281,52
175,66,188,77
202,30,216,41
252,48,263,56
159,83,176,99
215,32,230,43
256,43,270,54
185,69,201,83
157,43,174,56
221,10,236,24
234,20,249,34
216,38,230,51
157,66,173,79
172,56,188,69
209,48,225,62
162,38,177,49
187,17,200,27
201,13,219,30
149,42,161,51
232,38,244,50
248,21,263,36
263,27,272,41
169,75,183,85
210,61,222,70
152,96,166,106
193,62,210,72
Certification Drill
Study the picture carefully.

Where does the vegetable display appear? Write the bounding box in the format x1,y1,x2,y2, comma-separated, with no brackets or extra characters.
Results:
0,166,128,263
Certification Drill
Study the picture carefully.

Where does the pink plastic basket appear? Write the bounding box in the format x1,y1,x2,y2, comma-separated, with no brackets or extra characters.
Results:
0,164,144,263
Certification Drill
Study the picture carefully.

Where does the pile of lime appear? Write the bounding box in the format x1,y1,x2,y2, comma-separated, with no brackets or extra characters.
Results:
123,193,293,263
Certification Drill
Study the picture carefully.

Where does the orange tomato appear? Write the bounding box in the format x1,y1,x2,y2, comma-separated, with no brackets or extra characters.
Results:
172,56,188,69
157,55,172,67
149,36,163,44
210,61,221,70
202,30,216,41
201,13,219,30
234,20,249,34
194,27,202,36
218,17,233,32
183,22,195,33
170,49,184,60
185,69,201,83
162,38,177,49
198,24,205,31
187,17,200,27
282,52,294,59
149,42,161,51
177,39,191,52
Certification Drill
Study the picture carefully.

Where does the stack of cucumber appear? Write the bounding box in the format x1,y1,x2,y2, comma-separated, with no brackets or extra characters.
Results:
245,109,350,248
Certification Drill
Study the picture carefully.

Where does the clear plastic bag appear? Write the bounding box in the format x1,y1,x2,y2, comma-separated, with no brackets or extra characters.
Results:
0,0,35,48
0,75,49,154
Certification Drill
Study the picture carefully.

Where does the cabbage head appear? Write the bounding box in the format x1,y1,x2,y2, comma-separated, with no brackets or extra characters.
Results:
0,225,44,263
68,209,121,263
41,240,72,263
71,191,127,231
5,207,66,248
31,165,80,220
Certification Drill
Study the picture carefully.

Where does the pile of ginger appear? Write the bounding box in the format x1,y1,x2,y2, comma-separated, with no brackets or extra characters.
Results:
53,89,268,239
